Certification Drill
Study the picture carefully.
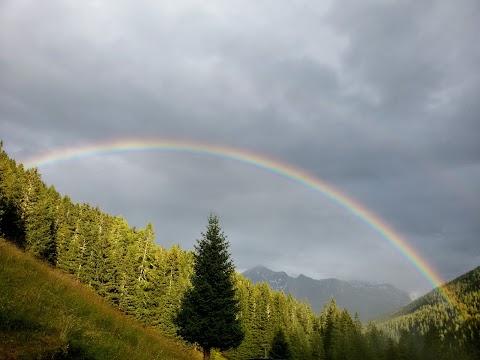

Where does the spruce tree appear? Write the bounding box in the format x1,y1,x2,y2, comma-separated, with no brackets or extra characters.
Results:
0,144,24,245
174,213,244,360
269,328,292,359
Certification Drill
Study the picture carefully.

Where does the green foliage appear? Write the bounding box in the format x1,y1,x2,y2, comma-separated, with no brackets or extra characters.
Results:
270,328,292,359
0,143,25,245
175,213,244,359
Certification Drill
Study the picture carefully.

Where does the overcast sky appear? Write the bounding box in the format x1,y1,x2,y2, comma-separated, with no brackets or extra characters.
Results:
1,0,479,296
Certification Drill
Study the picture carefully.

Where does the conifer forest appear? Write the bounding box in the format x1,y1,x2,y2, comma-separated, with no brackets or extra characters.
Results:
1,143,479,359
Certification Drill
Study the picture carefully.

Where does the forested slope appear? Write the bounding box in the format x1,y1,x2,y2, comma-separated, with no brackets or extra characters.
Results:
378,266,480,358
1,141,478,360
0,142,325,358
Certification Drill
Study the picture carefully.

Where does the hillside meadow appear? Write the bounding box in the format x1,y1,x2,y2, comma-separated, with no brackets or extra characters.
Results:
0,238,204,360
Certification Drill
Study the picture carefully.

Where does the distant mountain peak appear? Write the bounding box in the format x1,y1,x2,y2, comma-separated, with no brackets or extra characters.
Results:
242,265,290,291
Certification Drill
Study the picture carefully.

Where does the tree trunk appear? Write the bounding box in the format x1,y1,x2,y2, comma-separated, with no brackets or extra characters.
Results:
203,347,211,360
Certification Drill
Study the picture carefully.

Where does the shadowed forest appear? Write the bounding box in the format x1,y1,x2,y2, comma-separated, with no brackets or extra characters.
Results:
1,142,479,359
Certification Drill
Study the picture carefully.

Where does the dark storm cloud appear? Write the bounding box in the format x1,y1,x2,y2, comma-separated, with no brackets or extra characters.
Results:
326,0,480,164
325,0,480,242
1,0,479,294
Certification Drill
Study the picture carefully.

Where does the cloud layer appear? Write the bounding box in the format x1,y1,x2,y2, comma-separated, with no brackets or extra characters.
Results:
1,0,479,294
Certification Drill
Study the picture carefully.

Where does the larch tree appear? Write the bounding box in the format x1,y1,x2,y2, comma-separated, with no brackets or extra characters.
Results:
174,213,244,360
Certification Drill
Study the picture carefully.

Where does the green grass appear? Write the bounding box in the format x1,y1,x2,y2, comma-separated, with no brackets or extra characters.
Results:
0,238,202,359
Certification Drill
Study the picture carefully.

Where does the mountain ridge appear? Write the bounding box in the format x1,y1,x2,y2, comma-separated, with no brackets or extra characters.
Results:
242,265,410,321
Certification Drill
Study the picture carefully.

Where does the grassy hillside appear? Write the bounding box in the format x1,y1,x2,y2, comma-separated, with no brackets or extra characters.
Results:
0,238,202,360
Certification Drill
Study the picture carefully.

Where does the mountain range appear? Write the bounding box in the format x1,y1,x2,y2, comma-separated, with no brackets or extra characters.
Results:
242,265,411,321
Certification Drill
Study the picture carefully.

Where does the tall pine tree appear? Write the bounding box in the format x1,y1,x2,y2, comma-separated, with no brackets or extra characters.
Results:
174,213,244,360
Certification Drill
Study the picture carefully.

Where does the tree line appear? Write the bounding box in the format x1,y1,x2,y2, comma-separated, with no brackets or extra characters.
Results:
0,142,477,359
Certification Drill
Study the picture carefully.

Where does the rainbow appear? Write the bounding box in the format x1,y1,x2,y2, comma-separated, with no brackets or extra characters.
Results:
24,138,461,315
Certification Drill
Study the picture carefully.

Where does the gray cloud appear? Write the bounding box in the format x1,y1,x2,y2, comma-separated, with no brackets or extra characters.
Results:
1,0,478,294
